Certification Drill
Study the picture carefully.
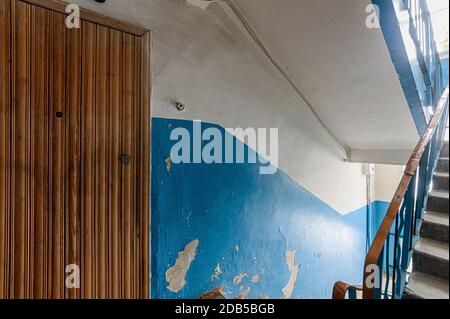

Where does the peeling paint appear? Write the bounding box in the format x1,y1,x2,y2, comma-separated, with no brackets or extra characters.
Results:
233,273,247,285
165,157,172,173
199,287,227,299
282,251,300,299
211,263,222,282
166,239,199,293
236,287,252,299
251,275,261,283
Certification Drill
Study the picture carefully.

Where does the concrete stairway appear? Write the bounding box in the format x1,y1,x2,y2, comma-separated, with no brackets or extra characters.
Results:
404,141,449,299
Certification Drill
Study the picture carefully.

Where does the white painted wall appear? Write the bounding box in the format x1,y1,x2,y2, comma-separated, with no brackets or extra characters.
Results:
69,0,404,214
374,164,404,202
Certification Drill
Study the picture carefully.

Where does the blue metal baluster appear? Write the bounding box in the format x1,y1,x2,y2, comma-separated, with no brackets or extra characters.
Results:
406,174,418,252
435,112,443,151
438,105,449,150
383,235,391,299
424,135,433,196
415,145,430,237
437,111,444,157
443,105,450,143
428,131,438,187
392,213,399,298
396,202,407,299
375,248,384,299
348,288,357,300
434,112,444,166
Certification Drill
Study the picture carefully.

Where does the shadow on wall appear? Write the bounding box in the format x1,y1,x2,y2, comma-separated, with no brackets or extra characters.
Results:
151,117,379,299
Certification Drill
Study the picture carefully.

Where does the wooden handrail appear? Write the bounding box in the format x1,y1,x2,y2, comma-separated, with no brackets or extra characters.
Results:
363,86,449,298
333,281,363,299
333,86,449,299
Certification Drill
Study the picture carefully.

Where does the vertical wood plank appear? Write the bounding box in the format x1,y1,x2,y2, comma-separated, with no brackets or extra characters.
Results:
12,0,31,298
134,37,143,298
48,11,66,299
28,5,35,298
24,4,31,298
109,29,122,299
30,5,49,299
9,0,16,299
65,16,82,300
95,25,110,299
0,0,11,300
140,33,151,299
81,20,97,299
133,36,141,298
122,33,135,299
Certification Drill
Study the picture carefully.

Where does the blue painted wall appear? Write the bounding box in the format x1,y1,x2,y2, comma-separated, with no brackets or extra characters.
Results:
151,118,392,299
370,201,391,245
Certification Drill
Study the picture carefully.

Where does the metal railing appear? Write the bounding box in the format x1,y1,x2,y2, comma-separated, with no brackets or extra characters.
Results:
333,86,449,299
403,0,444,107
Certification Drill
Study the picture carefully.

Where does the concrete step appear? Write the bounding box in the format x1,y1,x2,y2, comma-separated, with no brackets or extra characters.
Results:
437,157,449,172
427,190,449,214
403,272,449,299
422,211,449,243
414,238,449,281
442,142,449,158
433,172,449,191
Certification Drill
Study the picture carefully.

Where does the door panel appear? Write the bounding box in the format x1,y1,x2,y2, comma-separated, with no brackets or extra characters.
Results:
122,33,135,300
48,10,67,299
109,28,122,299
80,19,96,300
0,0,11,300
0,0,150,299
12,0,31,298
95,24,111,299
65,14,82,300
30,4,50,299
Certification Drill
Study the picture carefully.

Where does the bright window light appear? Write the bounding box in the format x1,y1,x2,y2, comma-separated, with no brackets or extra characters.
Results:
426,0,449,57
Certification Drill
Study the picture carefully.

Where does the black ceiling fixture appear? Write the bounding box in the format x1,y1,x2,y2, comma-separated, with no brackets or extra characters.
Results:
94,0,106,3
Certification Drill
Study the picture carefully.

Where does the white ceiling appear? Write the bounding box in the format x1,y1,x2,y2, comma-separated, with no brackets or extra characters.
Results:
232,0,420,156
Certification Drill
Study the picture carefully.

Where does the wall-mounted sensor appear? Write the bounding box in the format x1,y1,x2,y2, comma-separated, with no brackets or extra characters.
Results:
175,101,186,112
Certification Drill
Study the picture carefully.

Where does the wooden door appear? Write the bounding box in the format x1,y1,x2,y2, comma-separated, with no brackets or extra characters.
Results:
0,0,150,299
